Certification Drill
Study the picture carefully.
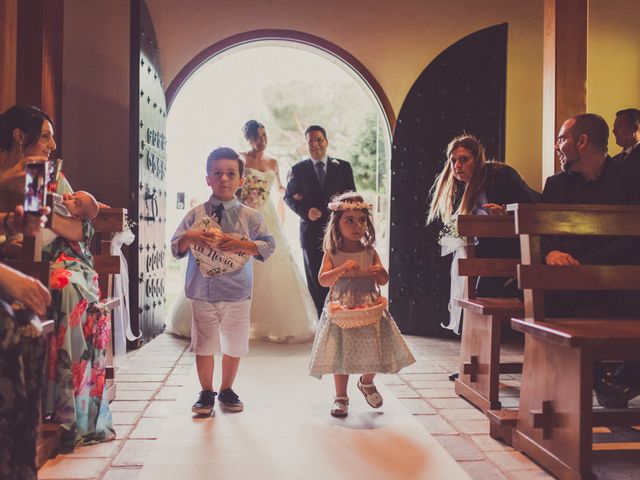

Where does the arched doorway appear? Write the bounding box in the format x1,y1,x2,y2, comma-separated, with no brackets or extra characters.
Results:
163,33,394,321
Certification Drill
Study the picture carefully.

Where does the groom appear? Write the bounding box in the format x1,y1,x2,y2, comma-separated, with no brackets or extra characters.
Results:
285,125,356,316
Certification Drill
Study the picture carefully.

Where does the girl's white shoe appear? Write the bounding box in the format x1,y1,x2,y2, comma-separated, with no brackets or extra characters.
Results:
357,377,383,408
331,396,349,417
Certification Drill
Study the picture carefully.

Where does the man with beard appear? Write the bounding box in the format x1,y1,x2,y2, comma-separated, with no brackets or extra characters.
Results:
541,113,640,407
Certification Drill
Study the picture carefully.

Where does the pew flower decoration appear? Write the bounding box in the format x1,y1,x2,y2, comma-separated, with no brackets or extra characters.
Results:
437,216,465,257
124,215,137,231
240,176,268,209
437,217,459,244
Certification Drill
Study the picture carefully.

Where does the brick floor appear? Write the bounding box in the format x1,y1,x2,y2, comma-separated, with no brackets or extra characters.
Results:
37,332,640,479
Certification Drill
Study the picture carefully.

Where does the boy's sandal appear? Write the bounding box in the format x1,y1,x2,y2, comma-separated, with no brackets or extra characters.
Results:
331,396,349,417
357,376,383,408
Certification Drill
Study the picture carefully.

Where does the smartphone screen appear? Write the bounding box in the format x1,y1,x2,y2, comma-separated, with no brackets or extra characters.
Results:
24,161,49,213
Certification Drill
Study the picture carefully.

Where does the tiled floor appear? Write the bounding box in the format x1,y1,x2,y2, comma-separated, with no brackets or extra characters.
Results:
38,332,640,479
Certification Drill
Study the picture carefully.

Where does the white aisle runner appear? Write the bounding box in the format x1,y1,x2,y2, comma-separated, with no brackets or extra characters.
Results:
139,341,470,480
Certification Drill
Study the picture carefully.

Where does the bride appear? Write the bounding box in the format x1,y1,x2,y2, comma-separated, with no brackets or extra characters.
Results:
238,120,316,342
165,121,316,343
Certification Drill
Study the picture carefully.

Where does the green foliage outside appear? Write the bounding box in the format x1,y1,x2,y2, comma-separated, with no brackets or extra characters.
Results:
261,80,389,195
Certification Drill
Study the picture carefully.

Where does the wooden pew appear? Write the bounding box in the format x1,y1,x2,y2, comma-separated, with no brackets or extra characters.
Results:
452,215,523,443
507,203,640,480
91,207,126,403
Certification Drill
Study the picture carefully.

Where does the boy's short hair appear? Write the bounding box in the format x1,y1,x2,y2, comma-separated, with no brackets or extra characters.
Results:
206,147,244,177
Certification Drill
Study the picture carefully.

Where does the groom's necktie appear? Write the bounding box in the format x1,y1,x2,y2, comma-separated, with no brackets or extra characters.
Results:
214,203,224,224
315,161,326,188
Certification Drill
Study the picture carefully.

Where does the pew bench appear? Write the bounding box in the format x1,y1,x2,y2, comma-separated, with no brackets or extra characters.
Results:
452,215,524,443
505,203,640,480
92,207,126,402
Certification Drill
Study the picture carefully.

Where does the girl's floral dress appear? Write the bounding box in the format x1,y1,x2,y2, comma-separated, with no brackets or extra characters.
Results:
43,175,114,448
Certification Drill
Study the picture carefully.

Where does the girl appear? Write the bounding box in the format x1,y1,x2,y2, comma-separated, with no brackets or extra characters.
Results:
308,192,415,417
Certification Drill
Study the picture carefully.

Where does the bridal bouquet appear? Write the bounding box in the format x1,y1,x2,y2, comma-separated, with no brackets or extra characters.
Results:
240,176,268,209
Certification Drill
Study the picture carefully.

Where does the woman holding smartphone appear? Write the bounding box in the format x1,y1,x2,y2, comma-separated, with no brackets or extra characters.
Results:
0,105,114,451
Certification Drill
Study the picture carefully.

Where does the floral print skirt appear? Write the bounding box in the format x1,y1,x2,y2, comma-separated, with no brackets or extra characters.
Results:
46,253,115,448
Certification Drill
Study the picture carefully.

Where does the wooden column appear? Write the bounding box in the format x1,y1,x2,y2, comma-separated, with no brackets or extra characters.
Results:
15,0,64,153
0,0,18,111
542,0,588,178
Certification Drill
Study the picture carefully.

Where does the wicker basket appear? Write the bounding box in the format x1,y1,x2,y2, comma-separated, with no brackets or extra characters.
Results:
329,298,387,329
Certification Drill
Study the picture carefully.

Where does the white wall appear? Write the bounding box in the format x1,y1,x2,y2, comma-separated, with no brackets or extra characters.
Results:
588,0,640,154
146,0,545,188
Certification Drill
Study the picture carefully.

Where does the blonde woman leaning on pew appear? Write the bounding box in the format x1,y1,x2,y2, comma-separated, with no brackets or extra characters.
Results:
427,134,539,335
0,105,114,451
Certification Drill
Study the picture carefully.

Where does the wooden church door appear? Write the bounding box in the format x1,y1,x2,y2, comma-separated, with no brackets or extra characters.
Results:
130,0,167,343
389,24,508,336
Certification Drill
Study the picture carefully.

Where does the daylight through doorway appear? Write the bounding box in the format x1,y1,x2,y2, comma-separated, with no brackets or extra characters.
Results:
164,40,392,321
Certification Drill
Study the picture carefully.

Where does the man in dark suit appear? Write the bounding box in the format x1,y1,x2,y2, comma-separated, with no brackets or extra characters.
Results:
544,113,640,407
613,108,640,167
284,125,356,316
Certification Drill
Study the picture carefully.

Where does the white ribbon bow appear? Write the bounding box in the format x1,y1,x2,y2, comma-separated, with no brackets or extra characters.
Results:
110,228,139,363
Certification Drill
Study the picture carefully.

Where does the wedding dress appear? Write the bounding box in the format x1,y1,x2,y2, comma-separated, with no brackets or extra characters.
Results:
241,167,316,342
165,167,316,343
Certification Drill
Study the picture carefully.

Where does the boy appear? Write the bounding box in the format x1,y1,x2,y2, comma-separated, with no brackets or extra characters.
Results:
171,147,275,415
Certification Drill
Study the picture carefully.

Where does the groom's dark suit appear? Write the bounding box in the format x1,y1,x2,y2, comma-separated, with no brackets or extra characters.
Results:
284,157,356,315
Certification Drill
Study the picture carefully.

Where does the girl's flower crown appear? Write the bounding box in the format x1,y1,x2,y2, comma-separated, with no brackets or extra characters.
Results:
327,200,373,212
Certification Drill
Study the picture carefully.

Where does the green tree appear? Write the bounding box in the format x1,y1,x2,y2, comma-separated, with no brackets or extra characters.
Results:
347,113,387,193
261,80,387,194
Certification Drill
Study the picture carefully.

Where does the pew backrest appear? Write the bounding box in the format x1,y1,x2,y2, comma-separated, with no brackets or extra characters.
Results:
457,214,519,299
507,203,640,320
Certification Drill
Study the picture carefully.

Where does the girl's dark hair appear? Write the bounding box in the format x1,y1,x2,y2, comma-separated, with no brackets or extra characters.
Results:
242,120,265,141
323,191,376,254
0,105,53,151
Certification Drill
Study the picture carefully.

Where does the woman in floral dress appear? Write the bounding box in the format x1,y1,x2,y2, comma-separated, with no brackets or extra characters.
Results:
0,105,114,451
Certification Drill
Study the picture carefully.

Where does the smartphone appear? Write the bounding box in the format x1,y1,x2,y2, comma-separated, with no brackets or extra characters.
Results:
24,161,49,213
